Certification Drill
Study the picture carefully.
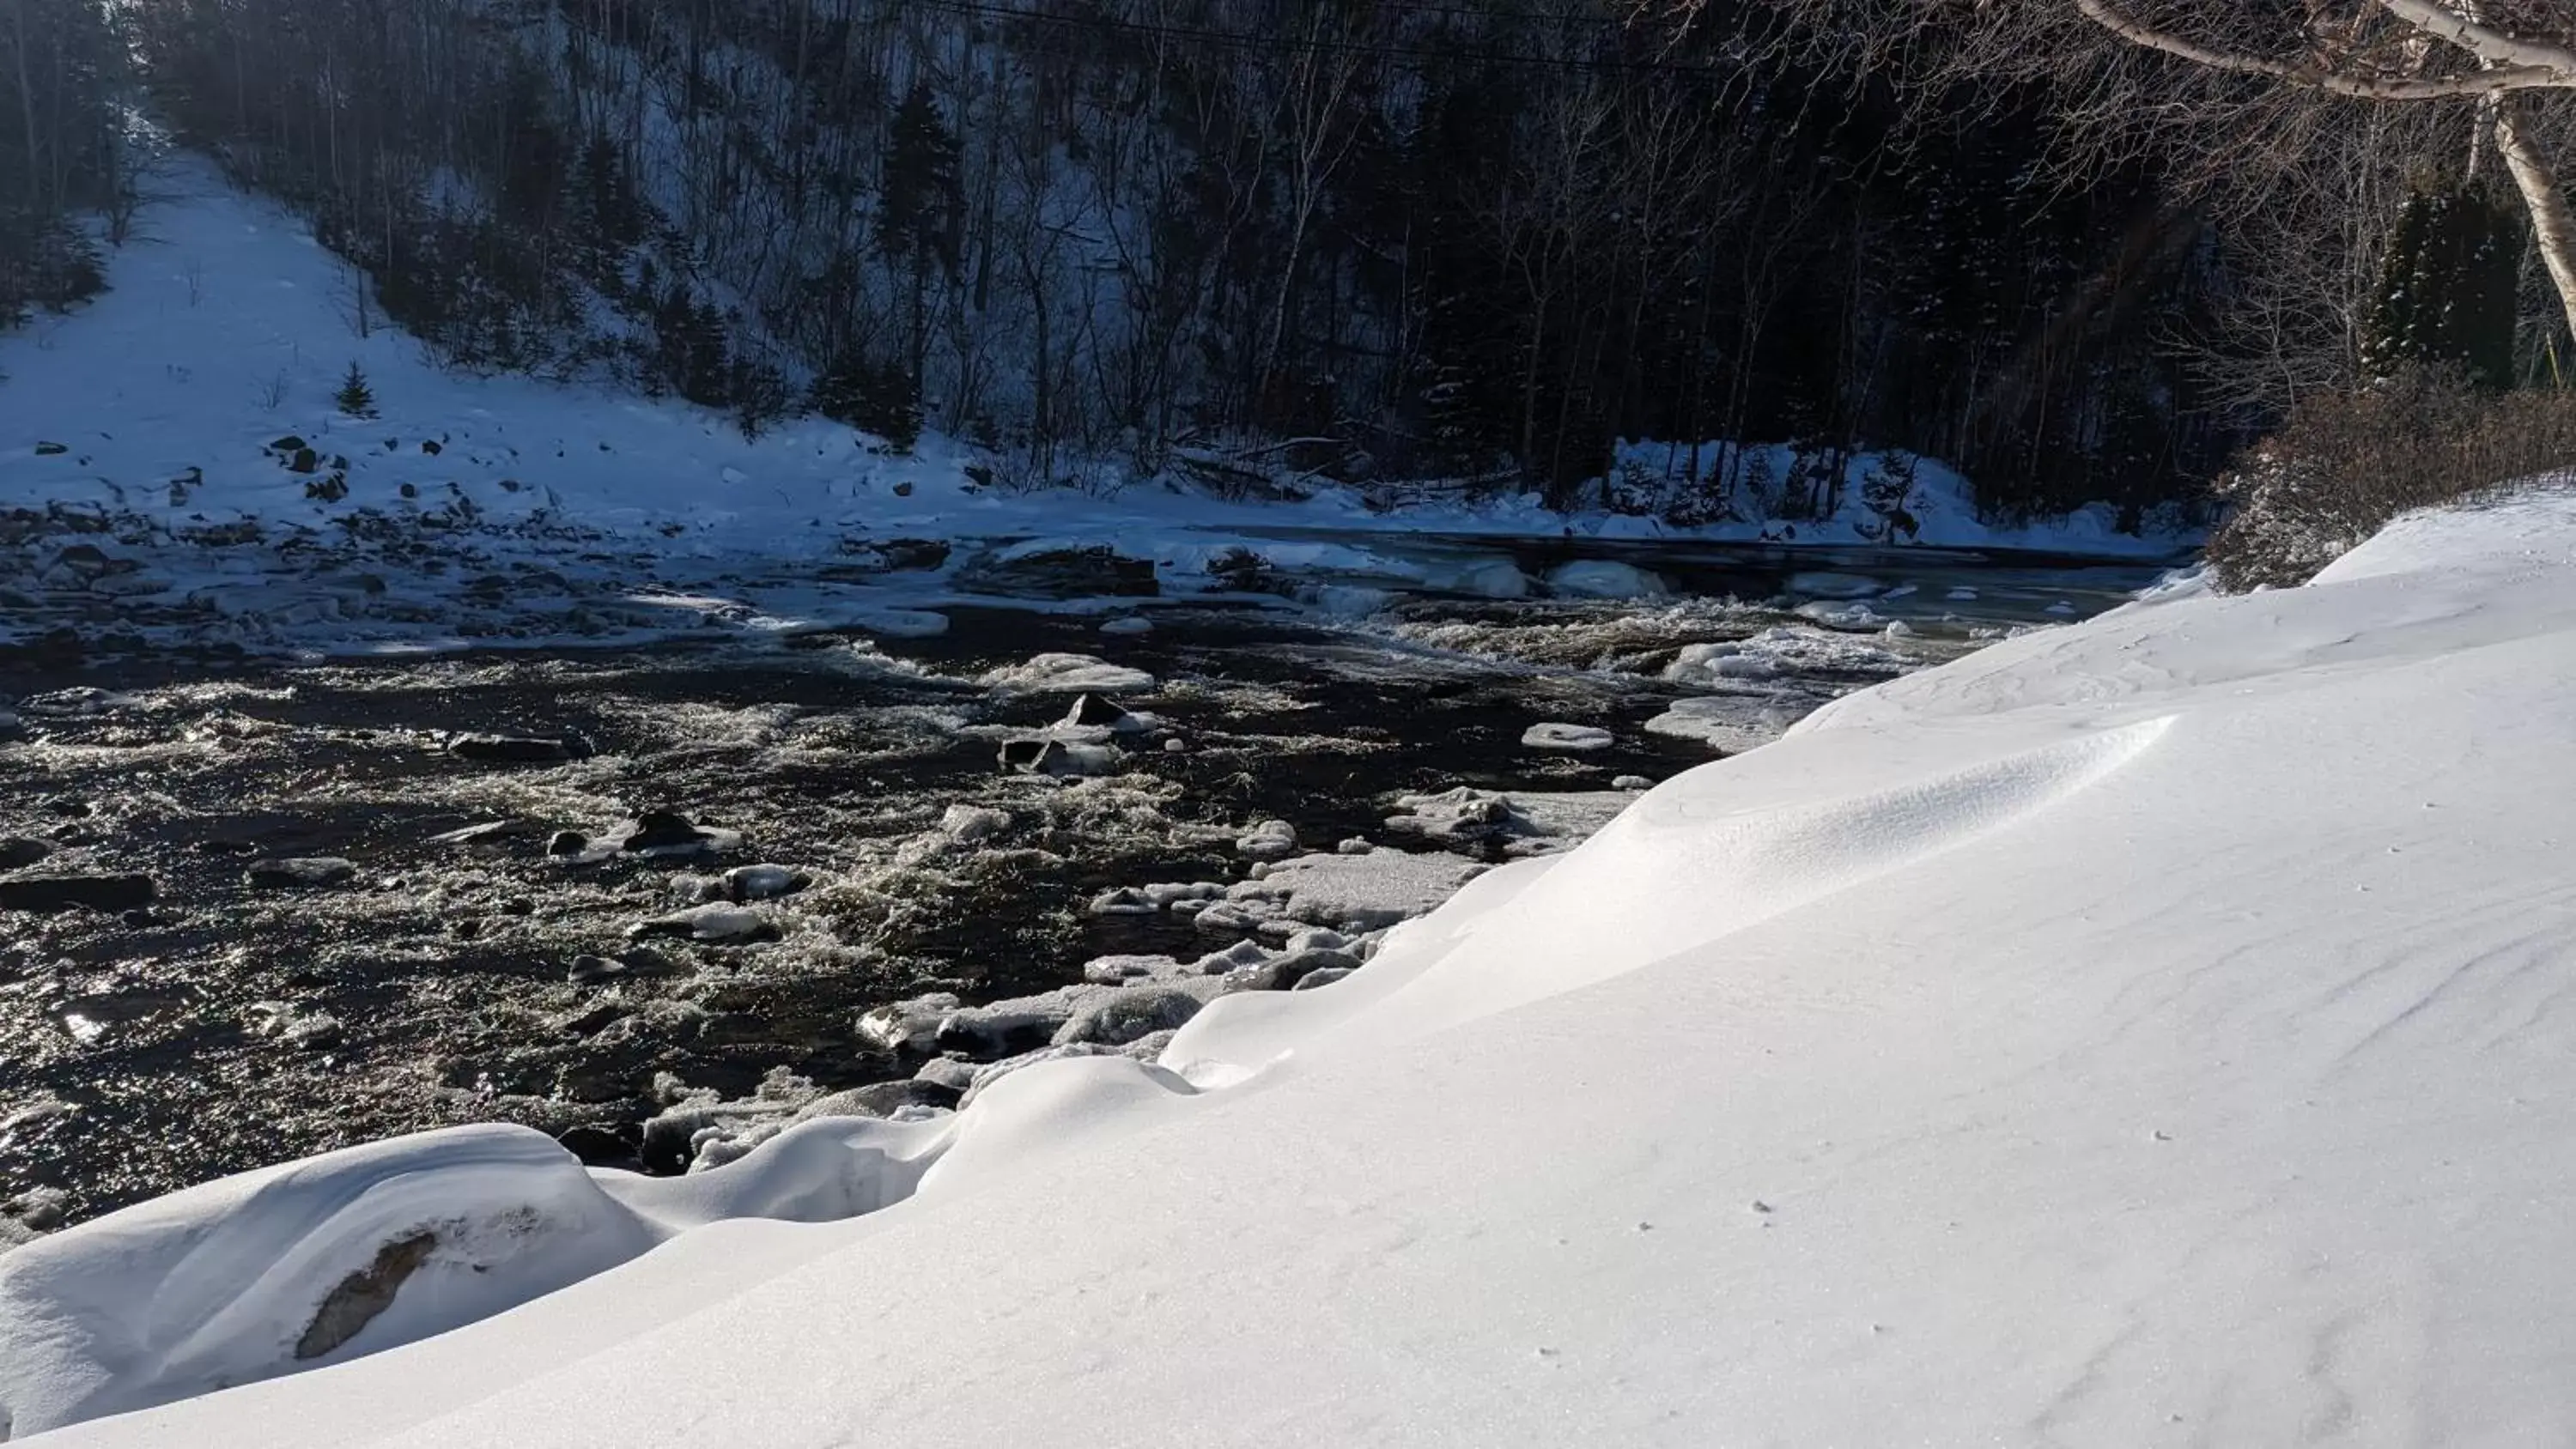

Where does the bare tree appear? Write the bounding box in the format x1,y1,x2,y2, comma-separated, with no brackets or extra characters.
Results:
1661,1,2576,349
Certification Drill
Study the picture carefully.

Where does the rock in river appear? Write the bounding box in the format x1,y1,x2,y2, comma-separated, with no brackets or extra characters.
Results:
0,873,156,913
446,733,596,765
247,858,359,890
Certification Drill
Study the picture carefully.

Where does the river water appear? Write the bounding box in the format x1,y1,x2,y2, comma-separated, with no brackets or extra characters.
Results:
0,539,2179,1229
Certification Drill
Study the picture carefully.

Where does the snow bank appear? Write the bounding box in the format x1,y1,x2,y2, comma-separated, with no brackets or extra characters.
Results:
40,497,2576,1447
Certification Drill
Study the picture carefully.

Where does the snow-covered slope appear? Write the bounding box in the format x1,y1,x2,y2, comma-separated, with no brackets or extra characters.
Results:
13,491,2574,1445
0,156,2186,651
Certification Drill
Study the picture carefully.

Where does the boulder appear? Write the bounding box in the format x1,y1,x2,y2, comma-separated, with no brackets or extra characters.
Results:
246,858,358,890
447,733,596,765
0,874,155,913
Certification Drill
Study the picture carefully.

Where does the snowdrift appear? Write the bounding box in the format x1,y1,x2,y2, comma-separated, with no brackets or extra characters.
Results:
19,493,2576,1446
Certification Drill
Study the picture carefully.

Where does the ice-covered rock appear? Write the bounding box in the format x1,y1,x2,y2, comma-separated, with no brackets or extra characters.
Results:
248,1003,345,1050
1060,693,1153,733
999,735,1121,778
1086,886,1159,917
1141,881,1225,909
857,992,963,1052
939,805,1011,845
1424,556,1533,599
1522,722,1613,752
912,1056,978,1094
1053,985,1213,1047
977,653,1157,695
1235,819,1300,861
1192,939,1274,975
1083,954,1182,985
1546,560,1669,599
630,904,774,943
1192,901,1272,936
722,864,810,902
1099,615,1153,635
1291,966,1357,991
1643,696,1796,755
246,858,358,890
935,986,1112,1058
1239,849,1488,931
1613,775,1654,791
1786,570,1881,600
1221,947,1361,994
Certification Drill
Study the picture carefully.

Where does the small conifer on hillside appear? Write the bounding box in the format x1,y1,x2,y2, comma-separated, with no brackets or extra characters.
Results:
335,362,379,419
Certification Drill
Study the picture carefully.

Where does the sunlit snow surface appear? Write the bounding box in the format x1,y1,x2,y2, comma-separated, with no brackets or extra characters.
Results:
6,493,2573,1444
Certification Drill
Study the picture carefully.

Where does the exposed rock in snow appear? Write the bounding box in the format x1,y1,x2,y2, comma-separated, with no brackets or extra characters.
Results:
1522,722,1613,752
977,653,1157,695
1546,560,1669,599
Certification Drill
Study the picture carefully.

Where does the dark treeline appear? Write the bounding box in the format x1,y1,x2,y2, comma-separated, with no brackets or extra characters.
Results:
3,0,2248,525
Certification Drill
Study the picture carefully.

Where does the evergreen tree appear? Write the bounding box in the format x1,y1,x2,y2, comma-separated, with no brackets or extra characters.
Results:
876,82,963,383
810,355,921,452
2365,183,2525,391
334,362,379,418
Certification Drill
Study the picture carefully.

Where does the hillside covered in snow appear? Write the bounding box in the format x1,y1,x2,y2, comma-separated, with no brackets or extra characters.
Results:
6,490,2572,1444
0,155,2190,661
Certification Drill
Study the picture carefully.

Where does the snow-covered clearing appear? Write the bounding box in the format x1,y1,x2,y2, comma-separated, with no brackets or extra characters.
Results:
8,493,2573,1443
0,158,2189,661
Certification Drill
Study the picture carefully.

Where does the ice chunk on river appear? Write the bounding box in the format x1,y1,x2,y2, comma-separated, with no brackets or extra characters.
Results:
1546,560,1668,599
977,653,1156,694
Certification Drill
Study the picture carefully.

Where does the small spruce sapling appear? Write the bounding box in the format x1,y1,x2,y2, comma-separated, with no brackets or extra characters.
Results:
335,362,380,420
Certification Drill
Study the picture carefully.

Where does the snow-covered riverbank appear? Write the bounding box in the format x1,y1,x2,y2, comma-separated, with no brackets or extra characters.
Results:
9,492,2574,1444
0,155,2190,662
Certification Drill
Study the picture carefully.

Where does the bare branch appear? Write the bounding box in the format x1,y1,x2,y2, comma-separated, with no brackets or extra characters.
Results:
2074,0,2572,100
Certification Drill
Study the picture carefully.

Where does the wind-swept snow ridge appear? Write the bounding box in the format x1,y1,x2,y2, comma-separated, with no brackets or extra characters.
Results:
27,494,2576,1447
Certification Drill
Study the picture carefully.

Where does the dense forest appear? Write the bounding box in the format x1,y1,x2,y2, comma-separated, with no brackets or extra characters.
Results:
7,0,2568,527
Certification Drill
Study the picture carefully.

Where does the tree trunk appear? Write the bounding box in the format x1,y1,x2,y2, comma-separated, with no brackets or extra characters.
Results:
2492,94,2576,348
